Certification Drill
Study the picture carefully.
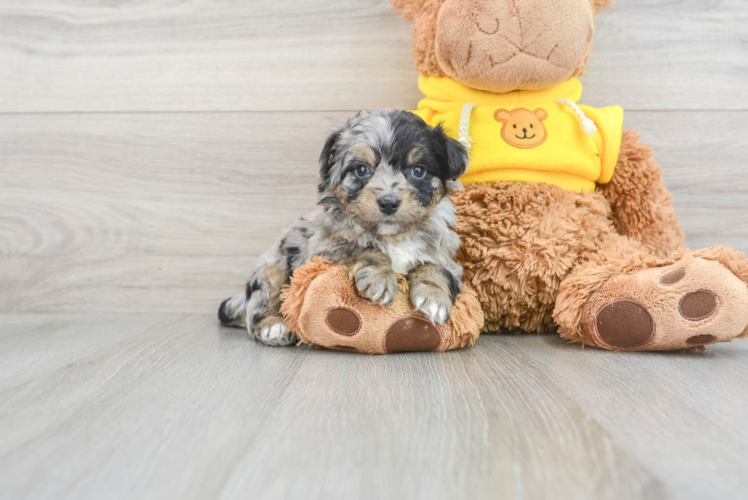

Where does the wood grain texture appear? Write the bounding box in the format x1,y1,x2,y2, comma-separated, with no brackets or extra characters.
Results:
0,0,746,113
2,313,748,499
2,111,747,314
497,333,748,500
0,314,663,500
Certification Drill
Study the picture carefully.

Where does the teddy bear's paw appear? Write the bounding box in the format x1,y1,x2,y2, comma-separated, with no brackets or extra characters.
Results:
584,257,748,351
353,264,399,306
410,282,453,325
251,316,298,347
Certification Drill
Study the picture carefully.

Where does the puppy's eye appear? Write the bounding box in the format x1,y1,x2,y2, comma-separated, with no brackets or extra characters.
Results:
354,164,370,178
410,166,426,179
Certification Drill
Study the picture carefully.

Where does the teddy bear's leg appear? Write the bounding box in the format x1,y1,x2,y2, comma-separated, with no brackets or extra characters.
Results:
555,240,748,352
451,181,621,334
599,130,685,258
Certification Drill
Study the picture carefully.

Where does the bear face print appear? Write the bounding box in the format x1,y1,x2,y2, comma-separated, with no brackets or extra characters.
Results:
494,108,549,149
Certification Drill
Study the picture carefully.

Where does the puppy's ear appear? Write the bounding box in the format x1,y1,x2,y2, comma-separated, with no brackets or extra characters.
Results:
433,124,468,181
445,136,469,181
318,129,342,194
390,0,427,21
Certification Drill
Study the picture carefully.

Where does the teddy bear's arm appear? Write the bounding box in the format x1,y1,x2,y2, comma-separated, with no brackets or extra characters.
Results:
599,130,684,258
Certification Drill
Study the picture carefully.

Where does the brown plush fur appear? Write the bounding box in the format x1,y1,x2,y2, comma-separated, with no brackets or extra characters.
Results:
452,173,748,351
368,0,748,352
452,180,630,334
390,0,428,21
281,257,484,354
399,0,445,77
693,247,748,284
591,0,615,14
599,130,684,258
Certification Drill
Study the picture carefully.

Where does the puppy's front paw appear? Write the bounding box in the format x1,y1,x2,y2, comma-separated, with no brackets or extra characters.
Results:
251,316,298,347
353,264,398,306
410,282,452,324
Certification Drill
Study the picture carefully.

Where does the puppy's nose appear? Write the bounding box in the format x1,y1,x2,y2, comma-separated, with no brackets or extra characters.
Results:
377,197,401,215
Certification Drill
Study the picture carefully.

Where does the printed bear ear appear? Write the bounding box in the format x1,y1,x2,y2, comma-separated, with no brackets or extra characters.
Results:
494,109,511,123
390,0,428,21
533,109,548,121
590,0,615,14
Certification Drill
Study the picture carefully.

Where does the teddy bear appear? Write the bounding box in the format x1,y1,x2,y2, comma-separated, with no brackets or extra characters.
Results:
281,0,748,353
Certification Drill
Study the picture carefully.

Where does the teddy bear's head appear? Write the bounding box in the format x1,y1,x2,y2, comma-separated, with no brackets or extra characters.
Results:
494,108,548,149
391,0,614,93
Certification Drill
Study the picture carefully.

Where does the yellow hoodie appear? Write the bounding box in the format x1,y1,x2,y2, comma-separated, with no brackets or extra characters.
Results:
412,76,624,193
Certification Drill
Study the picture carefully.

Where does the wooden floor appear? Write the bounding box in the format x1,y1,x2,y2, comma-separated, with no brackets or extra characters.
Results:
2,314,748,500
2,0,748,498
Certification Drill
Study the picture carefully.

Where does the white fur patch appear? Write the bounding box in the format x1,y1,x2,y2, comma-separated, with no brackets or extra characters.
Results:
382,198,458,274
385,236,429,274
259,322,296,347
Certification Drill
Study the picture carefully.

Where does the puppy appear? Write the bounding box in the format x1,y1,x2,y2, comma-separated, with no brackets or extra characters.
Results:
219,110,469,346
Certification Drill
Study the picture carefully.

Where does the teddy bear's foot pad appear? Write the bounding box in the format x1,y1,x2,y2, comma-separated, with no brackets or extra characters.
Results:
384,317,442,353
584,257,748,351
326,308,362,336
594,299,655,349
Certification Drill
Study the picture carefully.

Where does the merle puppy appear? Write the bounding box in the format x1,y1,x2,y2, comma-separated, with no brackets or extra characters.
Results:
219,110,469,346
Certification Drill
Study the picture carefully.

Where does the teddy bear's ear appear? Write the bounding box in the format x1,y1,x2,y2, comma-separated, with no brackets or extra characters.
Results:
590,0,615,14
494,110,511,123
390,0,428,21
533,109,548,121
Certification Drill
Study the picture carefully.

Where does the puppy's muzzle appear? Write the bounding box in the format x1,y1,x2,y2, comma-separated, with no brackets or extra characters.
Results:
377,196,401,216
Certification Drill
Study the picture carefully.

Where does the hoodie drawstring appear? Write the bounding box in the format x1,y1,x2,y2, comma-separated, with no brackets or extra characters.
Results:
556,98,598,138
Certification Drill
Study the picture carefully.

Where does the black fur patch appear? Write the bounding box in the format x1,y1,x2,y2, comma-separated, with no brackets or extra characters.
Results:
408,175,437,207
380,112,467,188
434,125,469,181
285,246,300,274
318,129,342,194
246,279,262,300
441,268,461,303
218,298,233,325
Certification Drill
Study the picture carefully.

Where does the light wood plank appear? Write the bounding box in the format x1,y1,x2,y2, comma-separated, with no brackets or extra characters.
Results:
1,111,746,314
491,334,748,500
0,0,746,113
0,111,347,314
0,314,659,500
0,314,176,391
